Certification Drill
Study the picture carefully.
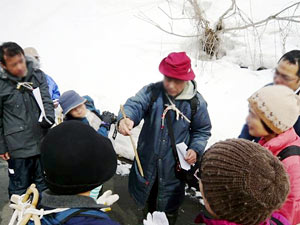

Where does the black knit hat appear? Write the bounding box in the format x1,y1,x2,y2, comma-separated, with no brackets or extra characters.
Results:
200,139,290,225
41,120,117,195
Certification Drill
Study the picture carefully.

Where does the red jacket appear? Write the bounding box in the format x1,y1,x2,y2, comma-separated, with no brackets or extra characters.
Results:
259,128,300,225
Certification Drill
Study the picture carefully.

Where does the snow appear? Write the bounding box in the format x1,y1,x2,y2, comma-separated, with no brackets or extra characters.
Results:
0,0,298,160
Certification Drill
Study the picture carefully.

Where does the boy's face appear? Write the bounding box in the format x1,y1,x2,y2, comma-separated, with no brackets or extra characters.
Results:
69,103,87,118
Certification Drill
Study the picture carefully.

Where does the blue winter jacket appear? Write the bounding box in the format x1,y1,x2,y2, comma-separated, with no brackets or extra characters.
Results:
45,75,60,100
118,81,212,212
64,216,120,225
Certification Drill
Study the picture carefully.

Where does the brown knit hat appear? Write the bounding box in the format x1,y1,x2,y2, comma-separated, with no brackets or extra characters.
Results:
248,85,300,134
200,139,290,225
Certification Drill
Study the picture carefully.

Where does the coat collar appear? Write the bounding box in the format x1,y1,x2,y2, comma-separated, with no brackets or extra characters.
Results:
40,189,107,209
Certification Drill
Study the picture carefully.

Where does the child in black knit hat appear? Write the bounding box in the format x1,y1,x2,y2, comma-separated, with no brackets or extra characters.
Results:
33,121,120,225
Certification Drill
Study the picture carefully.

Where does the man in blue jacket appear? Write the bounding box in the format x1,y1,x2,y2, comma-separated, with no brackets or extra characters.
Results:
239,50,300,140
118,52,212,225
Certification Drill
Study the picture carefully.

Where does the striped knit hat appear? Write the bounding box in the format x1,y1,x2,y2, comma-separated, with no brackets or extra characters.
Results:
200,139,289,225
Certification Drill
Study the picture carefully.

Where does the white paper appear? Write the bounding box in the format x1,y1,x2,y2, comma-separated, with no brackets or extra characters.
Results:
176,142,191,171
8,168,14,174
32,87,52,124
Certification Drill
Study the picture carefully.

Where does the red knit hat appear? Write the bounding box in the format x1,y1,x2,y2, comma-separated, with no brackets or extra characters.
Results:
159,52,195,81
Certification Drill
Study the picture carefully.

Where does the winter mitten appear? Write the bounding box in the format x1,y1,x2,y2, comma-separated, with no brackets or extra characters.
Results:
96,190,119,206
39,117,54,128
143,212,169,225
101,111,117,124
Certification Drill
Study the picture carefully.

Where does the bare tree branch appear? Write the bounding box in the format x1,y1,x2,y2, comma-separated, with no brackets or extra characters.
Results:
223,2,300,32
187,0,210,29
217,0,236,26
135,12,199,38
137,0,300,58
274,1,300,17
158,6,193,20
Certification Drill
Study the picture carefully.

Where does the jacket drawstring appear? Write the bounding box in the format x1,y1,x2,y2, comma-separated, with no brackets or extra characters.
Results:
16,82,34,91
161,94,191,129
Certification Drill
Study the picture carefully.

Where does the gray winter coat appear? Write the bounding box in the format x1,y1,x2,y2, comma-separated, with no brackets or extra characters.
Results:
118,81,212,213
0,59,54,158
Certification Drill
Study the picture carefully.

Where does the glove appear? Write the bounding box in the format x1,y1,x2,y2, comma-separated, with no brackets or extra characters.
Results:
96,190,119,206
143,212,169,225
39,117,54,129
101,111,117,124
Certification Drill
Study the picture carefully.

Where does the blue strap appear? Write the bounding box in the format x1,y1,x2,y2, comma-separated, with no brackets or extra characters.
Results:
54,208,83,222
37,208,109,224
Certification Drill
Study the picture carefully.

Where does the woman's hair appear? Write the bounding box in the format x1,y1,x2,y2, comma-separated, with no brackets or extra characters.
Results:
260,118,275,134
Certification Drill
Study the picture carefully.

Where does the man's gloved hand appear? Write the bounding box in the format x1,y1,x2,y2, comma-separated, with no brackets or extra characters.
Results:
100,111,117,131
39,117,54,129
101,111,117,124
96,190,119,206
143,212,169,225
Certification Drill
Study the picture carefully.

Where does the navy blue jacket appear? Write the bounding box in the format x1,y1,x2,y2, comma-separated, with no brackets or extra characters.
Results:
118,81,211,212
64,213,120,225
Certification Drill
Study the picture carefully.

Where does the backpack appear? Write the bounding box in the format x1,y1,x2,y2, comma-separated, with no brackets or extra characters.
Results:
277,145,300,161
146,81,199,118
28,208,110,225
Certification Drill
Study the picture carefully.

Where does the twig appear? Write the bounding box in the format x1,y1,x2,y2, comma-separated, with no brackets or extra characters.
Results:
120,105,144,177
217,0,236,26
224,2,300,32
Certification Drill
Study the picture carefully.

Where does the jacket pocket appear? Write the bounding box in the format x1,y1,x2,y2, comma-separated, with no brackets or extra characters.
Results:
130,160,149,191
4,126,26,151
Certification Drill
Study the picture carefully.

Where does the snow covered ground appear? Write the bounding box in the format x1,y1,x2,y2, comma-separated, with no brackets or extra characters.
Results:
0,0,299,160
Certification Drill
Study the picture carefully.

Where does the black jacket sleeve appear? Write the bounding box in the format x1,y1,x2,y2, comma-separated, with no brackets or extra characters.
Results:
0,96,8,154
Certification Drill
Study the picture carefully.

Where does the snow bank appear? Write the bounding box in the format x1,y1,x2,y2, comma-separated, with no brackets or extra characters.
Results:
0,0,296,160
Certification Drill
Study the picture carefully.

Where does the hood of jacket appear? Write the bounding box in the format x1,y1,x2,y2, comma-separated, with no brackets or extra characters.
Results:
174,80,198,100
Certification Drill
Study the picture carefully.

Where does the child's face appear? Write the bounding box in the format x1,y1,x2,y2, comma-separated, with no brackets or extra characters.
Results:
69,103,87,118
246,106,270,137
